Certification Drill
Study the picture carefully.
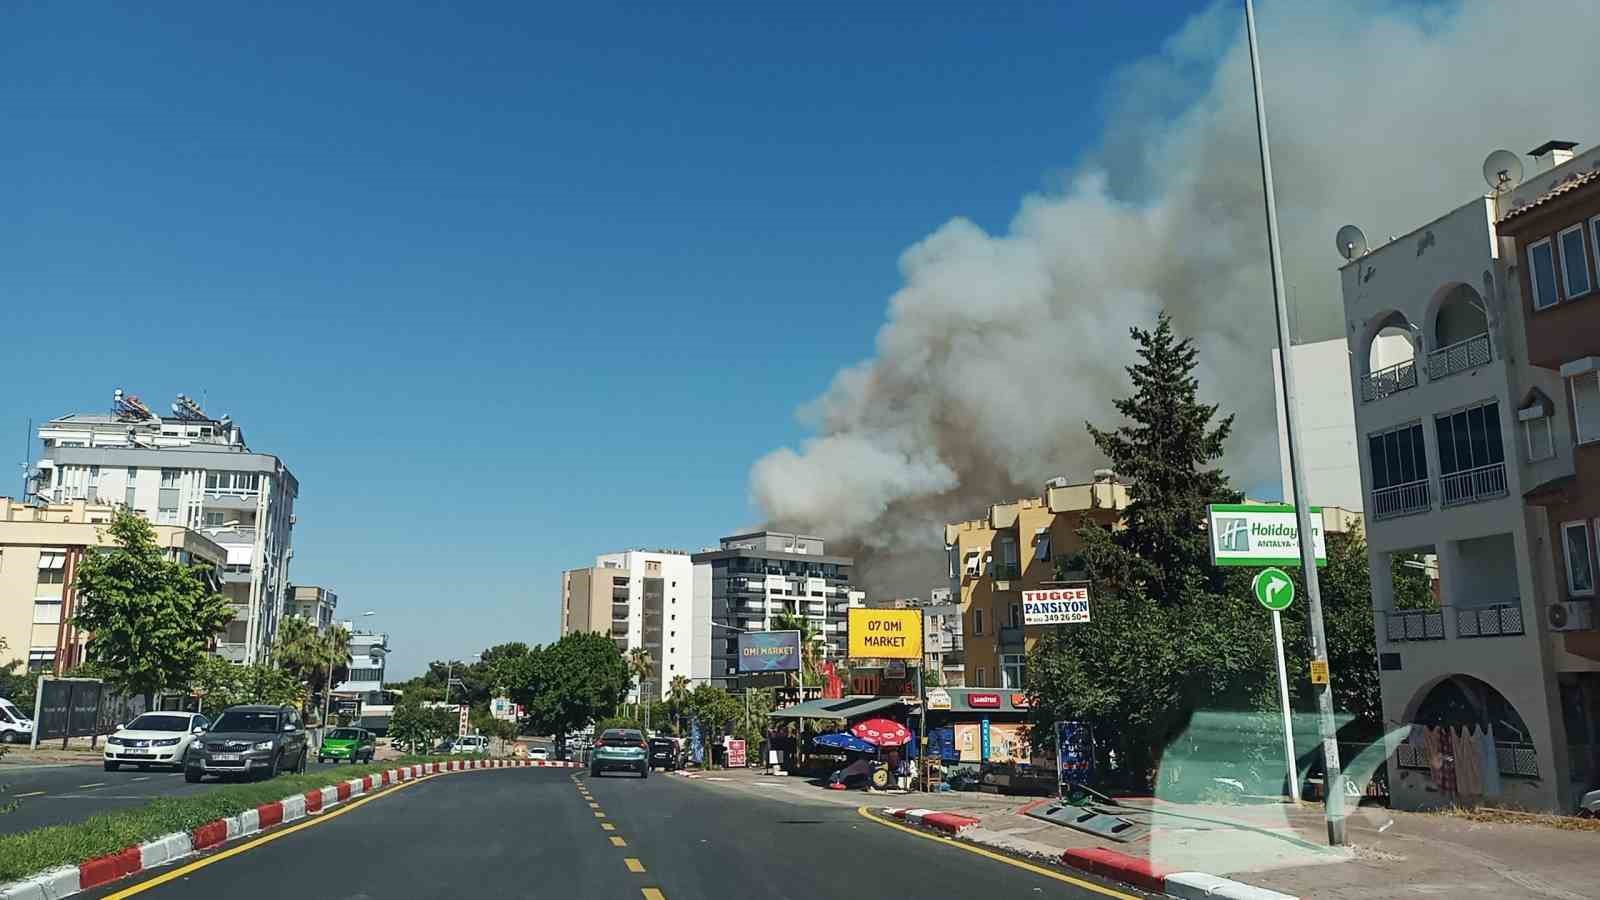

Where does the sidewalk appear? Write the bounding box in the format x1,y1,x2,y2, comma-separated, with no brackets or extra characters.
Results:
0,737,108,767
686,767,1600,899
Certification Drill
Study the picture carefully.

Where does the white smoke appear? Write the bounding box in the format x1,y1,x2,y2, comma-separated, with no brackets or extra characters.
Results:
752,0,1600,596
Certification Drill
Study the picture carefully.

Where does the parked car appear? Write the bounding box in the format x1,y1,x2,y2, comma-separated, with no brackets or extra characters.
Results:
105,711,209,771
528,745,550,761
319,727,377,764
0,697,34,744
184,705,309,783
648,737,681,771
452,734,490,755
590,728,649,778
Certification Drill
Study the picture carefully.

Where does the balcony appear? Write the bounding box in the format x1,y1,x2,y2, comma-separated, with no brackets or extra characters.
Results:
1425,332,1491,381
215,642,249,663
1440,463,1508,508
1454,603,1526,638
1385,608,1444,642
1360,358,1419,402
1371,479,1431,521
998,625,1025,648
991,563,1020,580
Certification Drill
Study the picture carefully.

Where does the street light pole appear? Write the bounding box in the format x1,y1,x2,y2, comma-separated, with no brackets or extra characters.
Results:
1244,0,1345,845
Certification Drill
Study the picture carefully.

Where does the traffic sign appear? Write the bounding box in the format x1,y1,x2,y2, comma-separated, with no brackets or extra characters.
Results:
1252,567,1295,611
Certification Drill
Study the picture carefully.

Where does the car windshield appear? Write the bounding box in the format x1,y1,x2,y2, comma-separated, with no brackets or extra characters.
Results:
327,729,362,740
125,714,190,732
210,711,280,733
602,730,642,743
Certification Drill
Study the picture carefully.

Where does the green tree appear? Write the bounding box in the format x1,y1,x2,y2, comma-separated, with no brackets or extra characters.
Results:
681,684,742,768
769,612,824,689
71,510,234,699
191,655,304,712
499,633,630,742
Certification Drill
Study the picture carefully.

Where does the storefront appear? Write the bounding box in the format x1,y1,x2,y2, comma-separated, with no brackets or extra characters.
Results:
922,687,1050,793
766,695,915,778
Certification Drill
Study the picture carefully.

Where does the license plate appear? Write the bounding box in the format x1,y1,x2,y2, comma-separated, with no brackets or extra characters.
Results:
211,753,241,761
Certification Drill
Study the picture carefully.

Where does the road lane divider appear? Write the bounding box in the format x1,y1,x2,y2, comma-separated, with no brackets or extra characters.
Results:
624,858,645,873
0,759,575,900
610,837,627,847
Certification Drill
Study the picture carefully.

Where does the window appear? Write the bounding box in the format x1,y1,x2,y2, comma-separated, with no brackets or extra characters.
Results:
1530,238,1559,310
1573,371,1600,444
125,467,137,507
1034,528,1051,561
28,649,55,673
973,607,984,636
974,667,987,688
36,551,67,585
86,465,100,503
1560,223,1592,299
1524,416,1555,461
1002,653,1026,689
1008,602,1022,628
33,598,62,624
1435,401,1504,475
1367,422,1428,489
160,468,181,488
1563,521,1595,596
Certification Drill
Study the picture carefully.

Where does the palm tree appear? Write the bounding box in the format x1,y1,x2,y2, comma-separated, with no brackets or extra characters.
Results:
318,625,352,726
669,674,690,703
770,612,824,696
627,647,653,726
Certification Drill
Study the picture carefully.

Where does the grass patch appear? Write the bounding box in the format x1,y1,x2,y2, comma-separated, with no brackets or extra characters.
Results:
1440,804,1600,832
0,756,459,882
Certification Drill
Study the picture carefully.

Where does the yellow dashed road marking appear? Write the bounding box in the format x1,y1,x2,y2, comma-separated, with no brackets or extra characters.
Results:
594,811,606,818
642,889,666,900
624,858,646,873
610,836,627,847
602,823,616,831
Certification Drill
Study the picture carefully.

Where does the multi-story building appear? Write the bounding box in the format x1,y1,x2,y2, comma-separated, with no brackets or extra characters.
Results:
1340,143,1585,812
1496,140,1600,798
27,392,298,664
333,627,389,696
944,473,1131,690
560,549,703,700
0,498,225,674
691,532,860,692
286,585,338,633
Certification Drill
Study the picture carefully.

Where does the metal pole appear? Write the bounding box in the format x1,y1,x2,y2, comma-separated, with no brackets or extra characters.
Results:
1271,610,1300,802
443,660,454,707
1245,0,1344,844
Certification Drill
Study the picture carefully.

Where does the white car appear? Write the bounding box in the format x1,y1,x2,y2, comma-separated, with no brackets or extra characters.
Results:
105,712,209,771
452,734,490,755
0,697,33,744
528,745,550,761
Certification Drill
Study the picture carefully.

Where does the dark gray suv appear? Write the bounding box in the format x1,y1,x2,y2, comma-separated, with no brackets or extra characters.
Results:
185,704,309,782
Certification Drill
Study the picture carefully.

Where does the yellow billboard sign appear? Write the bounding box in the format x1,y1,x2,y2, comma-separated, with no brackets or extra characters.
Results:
848,608,923,660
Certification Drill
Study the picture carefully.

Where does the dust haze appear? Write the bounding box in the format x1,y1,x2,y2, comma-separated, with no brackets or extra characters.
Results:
751,0,1600,600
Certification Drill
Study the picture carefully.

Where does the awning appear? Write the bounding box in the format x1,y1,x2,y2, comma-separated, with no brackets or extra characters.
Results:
768,696,909,721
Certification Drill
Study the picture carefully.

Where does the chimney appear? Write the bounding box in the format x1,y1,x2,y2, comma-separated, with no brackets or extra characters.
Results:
1530,140,1579,174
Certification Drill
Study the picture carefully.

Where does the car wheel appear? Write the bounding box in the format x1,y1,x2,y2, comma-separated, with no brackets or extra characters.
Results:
185,768,202,783
590,765,601,778
1,731,17,744
104,761,120,772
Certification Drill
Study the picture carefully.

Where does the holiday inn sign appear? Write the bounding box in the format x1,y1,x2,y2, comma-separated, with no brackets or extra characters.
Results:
1206,504,1327,567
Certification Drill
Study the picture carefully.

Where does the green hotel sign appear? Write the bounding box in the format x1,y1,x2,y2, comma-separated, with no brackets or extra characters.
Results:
1207,504,1328,568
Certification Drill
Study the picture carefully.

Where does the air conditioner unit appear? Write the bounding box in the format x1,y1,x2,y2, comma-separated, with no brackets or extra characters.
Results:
1548,600,1593,632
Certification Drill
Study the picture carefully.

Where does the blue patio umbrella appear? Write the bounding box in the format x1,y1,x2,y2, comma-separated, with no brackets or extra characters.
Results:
812,732,877,754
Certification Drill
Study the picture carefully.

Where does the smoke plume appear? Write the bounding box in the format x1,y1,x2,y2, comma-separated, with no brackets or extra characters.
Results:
752,0,1600,599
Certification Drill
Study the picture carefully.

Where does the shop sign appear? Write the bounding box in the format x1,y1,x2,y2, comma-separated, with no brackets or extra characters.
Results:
885,660,907,679
727,739,747,768
1207,504,1327,567
966,693,1001,709
1022,586,1091,625
737,630,802,673
1009,693,1029,709
848,608,923,660
925,688,952,711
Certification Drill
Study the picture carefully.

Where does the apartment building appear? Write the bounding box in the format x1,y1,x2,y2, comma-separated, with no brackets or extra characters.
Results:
1341,143,1585,812
944,474,1131,690
0,499,225,675
886,590,963,686
332,627,389,696
287,585,338,632
1497,141,1600,798
27,392,298,664
691,532,862,692
560,549,704,700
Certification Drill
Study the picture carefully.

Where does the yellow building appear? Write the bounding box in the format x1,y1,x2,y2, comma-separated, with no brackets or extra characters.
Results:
0,499,225,675
944,472,1131,690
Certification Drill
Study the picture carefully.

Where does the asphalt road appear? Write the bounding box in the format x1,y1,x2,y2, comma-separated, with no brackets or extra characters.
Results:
0,758,356,836
84,766,1152,899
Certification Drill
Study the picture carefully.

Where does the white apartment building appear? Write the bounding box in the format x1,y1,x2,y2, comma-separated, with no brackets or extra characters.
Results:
1340,147,1585,812
333,627,389,696
28,391,298,664
560,549,704,701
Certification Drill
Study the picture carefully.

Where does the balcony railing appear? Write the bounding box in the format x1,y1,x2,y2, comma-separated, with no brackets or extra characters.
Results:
1440,462,1507,508
1370,479,1431,521
991,563,1020,580
998,625,1025,647
1426,332,1491,381
1360,358,1419,402
1455,603,1526,638
1385,608,1444,642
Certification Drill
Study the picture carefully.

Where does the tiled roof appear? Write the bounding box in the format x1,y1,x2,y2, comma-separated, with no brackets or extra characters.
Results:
1498,167,1600,223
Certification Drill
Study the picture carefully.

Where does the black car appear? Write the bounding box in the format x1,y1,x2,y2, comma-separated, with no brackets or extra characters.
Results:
185,705,309,783
648,737,681,771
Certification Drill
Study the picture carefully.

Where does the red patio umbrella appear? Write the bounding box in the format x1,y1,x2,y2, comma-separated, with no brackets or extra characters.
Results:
851,717,910,747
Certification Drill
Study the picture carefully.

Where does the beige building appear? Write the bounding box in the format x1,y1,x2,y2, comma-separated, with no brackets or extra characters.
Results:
286,585,338,632
0,498,225,675
560,566,616,645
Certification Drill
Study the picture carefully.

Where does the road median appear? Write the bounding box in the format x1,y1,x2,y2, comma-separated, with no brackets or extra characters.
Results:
0,757,577,896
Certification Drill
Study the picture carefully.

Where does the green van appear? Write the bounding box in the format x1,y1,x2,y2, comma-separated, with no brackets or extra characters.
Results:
319,727,376,764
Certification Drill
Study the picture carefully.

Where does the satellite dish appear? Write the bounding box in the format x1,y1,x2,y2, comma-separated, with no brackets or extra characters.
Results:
1335,224,1368,261
1483,150,1524,193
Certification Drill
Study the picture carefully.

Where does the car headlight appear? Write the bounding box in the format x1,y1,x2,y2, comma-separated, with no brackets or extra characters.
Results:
106,736,122,746
153,738,181,747
252,740,275,751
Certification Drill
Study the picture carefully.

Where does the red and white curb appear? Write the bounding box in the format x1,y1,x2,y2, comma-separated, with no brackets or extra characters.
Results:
0,759,577,900
881,808,1295,899
880,807,980,835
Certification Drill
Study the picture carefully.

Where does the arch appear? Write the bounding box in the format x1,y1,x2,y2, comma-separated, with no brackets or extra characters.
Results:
1402,674,1531,743
1425,282,1490,351
1359,310,1417,375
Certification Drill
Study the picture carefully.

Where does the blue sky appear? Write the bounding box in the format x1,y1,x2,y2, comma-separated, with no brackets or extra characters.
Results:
4,1,1209,676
